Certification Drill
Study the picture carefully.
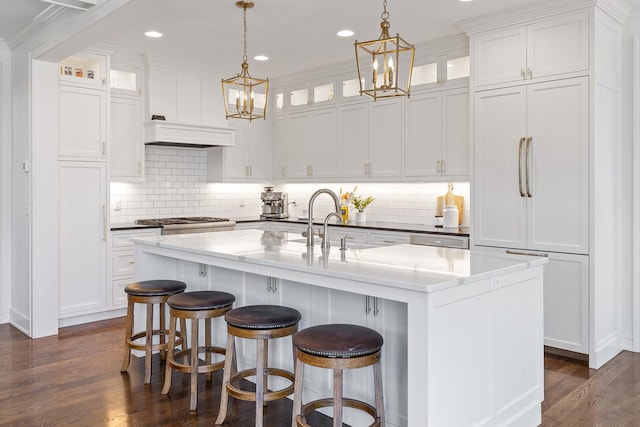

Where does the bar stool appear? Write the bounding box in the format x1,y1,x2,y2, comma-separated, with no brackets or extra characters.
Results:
292,324,385,427
216,305,302,427
120,279,187,384
162,291,236,412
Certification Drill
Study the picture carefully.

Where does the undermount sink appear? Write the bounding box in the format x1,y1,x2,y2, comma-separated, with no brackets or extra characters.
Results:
288,238,373,250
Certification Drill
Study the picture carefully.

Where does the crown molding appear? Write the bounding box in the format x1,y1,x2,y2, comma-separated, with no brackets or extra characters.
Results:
0,40,8,50
6,4,68,50
458,0,630,35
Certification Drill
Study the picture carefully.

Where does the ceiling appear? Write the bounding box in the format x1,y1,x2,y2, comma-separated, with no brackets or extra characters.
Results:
0,0,635,78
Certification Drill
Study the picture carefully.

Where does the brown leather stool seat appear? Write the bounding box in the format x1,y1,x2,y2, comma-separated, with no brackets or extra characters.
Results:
216,305,302,427
162,291,235,412
120,279,187,384
292,324,385,427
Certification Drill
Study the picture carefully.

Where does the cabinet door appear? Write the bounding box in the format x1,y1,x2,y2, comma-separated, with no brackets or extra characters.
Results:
110,96,143,181
58,85,107,159
526,77,589,254
527,13,589,81
472,26,527,87
404,92,441,177
442,88,470,178
339,103,369,178
224,120,250,180
285,113,310,179
247,118,272,179
309,109,338,178
473,86,527,249
368,99,402,177
543,252,589,354
272,115,287,179
58,161,108,316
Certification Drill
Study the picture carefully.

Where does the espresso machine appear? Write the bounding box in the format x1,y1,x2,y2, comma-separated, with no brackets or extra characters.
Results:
260,187,289,219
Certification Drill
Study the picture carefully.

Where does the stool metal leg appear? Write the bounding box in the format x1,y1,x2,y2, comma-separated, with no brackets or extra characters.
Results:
120,298,134,372
333,368,343,427
216,334,235,425
144,302,154,384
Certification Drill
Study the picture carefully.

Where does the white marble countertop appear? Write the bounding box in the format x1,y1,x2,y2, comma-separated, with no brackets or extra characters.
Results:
134,229,547,294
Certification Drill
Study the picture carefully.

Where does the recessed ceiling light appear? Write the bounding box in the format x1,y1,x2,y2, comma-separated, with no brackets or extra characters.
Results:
144,31,163,38
459,0,473,2
254,55,269,61
337,29,354,38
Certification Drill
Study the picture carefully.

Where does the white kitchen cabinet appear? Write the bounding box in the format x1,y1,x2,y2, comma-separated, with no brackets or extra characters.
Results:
58,52,108,89
473,77,589,254
58,85,107,160
326,288,407,427
58,161,108,317
272,115,287,179
208,118,272,182
283,109,338,180
411,49,469,91
339,99,402,179
110,95,144,181
478,246,588,355
472,12,589,87
405,87,469,179
110,228,161,306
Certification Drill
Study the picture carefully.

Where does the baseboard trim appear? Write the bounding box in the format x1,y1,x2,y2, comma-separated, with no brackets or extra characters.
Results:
58,308,127,328
544,346,589,362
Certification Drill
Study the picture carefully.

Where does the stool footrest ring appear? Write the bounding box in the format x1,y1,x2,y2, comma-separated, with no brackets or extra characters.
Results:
296,398,381,427
167,346,226,374
126,329,184,352
226,367,295,402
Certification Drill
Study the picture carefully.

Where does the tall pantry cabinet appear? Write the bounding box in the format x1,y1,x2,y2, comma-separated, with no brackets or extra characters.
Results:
462,2,627,367
57,51,110,320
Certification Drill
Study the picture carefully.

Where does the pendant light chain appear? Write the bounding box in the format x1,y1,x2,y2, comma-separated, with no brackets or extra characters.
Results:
381,0,389,22
242,3,248,64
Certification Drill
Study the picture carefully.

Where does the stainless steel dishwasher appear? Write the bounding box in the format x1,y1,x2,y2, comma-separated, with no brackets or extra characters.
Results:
409,233,469,249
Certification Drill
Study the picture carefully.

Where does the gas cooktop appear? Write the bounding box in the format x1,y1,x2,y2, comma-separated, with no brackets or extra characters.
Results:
136,217,230,226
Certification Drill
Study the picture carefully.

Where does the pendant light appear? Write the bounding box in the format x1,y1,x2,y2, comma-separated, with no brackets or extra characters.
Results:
221,1,269,121
355,0,415,100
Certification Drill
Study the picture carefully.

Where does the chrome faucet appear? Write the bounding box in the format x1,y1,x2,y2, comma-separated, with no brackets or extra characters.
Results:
321,212,342,251
306,189,341,247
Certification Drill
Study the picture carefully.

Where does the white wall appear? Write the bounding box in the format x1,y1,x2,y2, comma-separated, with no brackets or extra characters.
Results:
110,147,471,227
0,42,11,324
624,9,640,350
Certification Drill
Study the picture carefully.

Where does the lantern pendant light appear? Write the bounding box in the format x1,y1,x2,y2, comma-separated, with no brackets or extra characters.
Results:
221,1,269,121
355,0,415,100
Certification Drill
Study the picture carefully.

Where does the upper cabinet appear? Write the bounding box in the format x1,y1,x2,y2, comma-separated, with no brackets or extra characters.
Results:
208,118,272,182
472,12,589,87
110,95,144,181
411,49,470,91
405,87,469,179
58,85,107,160
279,78,337,112
58,52,108,89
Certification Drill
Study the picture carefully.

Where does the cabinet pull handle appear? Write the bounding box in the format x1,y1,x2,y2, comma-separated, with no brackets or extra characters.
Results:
282,166,286,177
137,161,141,175
102,141,106,155
520,69,526,79
382,240,396,244
525,137,532,197
365,295,371,314
506,250,548,258
373,297,379,317
527,68,533,79
436,160,441,173
249,165,253,177
273,280,278,292
518,137,526,197
102,204,107,241
442,160,446,173
267,281,272,292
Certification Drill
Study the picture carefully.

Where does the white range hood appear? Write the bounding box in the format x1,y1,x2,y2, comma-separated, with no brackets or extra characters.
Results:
144,121,236,148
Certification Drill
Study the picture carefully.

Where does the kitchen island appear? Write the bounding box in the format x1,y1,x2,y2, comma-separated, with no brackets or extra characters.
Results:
134,229,546,427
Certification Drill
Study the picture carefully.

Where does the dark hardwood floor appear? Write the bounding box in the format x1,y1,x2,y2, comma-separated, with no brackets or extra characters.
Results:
1,317,639,426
